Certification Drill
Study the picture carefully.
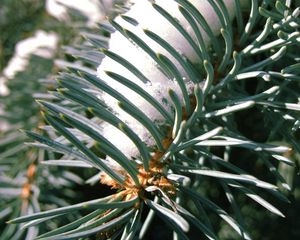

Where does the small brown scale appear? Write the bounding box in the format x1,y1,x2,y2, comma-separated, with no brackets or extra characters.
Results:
100,134,176,200
21,163,37,200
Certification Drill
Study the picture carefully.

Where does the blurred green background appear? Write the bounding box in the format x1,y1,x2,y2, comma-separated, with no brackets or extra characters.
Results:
0,0,46,71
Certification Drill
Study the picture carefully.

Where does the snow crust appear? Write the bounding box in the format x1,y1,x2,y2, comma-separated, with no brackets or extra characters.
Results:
97,0,248,161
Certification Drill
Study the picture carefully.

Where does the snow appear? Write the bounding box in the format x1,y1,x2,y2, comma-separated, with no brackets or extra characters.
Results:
0,30,58,96
97,0,249,160
46,0,114,26
0,30,58,132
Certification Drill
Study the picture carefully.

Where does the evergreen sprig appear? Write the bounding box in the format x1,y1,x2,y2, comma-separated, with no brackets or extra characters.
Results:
6,0,300,239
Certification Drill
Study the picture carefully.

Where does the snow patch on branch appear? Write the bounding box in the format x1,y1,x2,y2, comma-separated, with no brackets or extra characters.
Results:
0,30,58,96
46,0,115,26
97,0,246,160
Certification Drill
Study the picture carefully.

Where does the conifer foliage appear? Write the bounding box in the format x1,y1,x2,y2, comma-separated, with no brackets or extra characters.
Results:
2,0,300,239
